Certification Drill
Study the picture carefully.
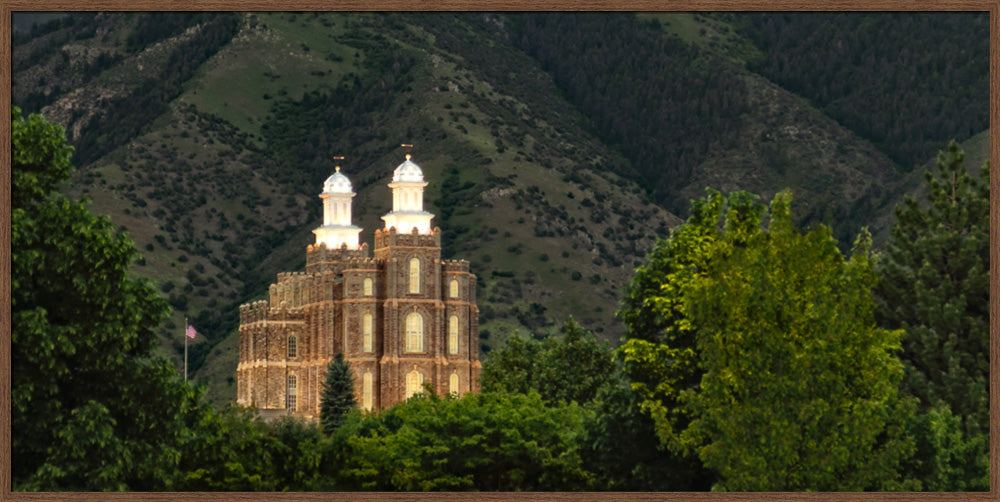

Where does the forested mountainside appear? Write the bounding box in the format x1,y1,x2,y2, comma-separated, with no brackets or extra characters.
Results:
12,11,988,406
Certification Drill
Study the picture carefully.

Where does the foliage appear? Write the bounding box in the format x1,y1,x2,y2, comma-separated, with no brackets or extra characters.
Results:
617,189,740,451
334,390,593,491
320,353,357,435
480,318,616,406
11,106,200,490
875,141,989,489
581,376,712,491
620,189,915,490
901,404,989,491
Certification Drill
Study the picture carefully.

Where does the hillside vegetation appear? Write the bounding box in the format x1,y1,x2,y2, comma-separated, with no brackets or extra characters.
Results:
11,11,987,406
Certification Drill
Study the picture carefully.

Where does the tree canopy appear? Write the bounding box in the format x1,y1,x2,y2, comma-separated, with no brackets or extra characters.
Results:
11,106,205,489
619,189,915,490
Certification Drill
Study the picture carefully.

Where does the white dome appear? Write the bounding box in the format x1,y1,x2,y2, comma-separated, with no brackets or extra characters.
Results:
392,156,425,183
322,167,353,194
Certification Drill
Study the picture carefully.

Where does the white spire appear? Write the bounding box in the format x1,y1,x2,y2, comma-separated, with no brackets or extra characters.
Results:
382,154,434,234
314,163,362,250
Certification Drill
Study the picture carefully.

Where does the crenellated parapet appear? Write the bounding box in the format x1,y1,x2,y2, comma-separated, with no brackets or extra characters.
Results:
441,259,471,273
240,300,271,325
306,242,370,274
374,226,441,250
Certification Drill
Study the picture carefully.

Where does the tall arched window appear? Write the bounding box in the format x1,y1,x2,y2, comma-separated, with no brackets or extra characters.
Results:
408,257,420,293
362,372,373,411
405,312,423,352
362,313,373,352
449,279,459,298
405,369,423,399
448,315,459,354
287,375,297,410
287,334,297,358
363,277,373,296
449,372,459,395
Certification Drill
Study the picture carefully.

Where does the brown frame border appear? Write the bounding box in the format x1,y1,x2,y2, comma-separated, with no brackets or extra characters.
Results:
2,2,997,501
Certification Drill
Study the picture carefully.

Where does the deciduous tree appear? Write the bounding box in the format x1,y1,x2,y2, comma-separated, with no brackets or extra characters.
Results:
12,107,197,490
620,189,915,490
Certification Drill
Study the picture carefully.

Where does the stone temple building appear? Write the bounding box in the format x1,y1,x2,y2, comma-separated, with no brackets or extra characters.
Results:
236,154,481,418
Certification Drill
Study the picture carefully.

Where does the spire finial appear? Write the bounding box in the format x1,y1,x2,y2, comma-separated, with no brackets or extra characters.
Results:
333,155,344,172
401,143,414,161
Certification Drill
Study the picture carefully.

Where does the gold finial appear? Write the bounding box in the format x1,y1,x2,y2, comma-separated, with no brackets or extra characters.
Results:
401,143,414,161
333,155,344,172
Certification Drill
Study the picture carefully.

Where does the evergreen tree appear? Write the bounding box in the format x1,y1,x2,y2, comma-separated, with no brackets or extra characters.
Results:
875,141,989,490
320,353,356,434
876,141,989,435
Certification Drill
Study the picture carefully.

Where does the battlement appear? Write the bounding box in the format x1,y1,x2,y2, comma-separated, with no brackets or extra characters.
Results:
307,242,370,274
374,226,442,250
442,259,471,273
239,300,271,324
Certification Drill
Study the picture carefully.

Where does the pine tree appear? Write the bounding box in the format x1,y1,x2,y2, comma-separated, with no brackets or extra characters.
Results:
876,141,990,436
320,353,356,434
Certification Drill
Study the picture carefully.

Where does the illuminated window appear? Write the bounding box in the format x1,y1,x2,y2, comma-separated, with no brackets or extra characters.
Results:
448,315,459,354
449,279,459,298
363,277,373,296
287,375,297,410
287,335,297,358
409,257,420,293
405,369,423,399
363,313,373,352
449,372,459,395
363,372,373,411
405,313,423,352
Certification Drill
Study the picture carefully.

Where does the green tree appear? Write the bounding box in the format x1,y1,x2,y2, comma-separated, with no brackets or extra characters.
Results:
481,317,616,406
581,374,712,491
319,353,356,434
617,189,743,453
11,106,201,490
620,190,914,490
875,141,989,490
876,141,989,431
335,390,593,491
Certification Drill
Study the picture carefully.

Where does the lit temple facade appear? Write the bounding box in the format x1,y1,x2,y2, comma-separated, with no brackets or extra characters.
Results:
236,155,480,418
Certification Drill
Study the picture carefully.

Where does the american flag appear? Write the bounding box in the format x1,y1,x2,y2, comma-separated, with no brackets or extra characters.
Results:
186,324,197,340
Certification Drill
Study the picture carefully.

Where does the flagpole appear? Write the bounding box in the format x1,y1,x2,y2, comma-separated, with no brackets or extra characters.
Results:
184,316,188,382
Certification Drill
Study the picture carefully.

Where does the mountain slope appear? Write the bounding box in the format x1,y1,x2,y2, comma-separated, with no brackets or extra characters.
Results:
12,11,987,407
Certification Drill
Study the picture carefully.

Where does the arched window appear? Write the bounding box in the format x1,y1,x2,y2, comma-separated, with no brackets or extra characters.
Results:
405,312,423,352
362,372,373,411
449,279,459,298
449,372,459,396
448,315,459,354
287,334,297,358
405,369,423,399
362,313,373,352
363,277,373,296
408,257,420,293
287,375,297,410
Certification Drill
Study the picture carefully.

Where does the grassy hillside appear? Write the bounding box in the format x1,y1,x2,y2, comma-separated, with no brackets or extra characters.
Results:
12,12,987,407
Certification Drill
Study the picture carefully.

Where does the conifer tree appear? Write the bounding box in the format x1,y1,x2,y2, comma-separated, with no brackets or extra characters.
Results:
875,141,990,436
320,353,356,434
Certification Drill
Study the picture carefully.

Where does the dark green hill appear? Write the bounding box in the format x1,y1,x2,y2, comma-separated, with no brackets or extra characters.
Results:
12,12,987,406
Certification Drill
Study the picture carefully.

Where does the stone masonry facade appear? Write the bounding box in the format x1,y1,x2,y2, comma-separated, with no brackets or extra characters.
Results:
236,156,481,418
